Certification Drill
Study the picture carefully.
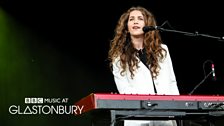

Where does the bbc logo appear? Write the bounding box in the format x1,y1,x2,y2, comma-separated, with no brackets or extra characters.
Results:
25,98,43,104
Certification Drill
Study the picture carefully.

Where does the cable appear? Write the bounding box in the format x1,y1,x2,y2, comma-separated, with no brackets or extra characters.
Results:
189,60,214,95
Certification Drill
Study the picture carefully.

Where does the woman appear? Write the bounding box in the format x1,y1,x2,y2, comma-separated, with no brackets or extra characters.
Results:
108,6,179,126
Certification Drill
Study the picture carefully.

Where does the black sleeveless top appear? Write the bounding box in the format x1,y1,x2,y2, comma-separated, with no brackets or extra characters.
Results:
137,48,149,69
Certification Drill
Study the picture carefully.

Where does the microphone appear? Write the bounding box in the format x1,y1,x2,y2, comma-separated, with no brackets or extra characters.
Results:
142,26,161,32
211,63,216,81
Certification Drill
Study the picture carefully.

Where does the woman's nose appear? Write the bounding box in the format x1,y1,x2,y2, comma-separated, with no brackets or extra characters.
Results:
134,20,138,24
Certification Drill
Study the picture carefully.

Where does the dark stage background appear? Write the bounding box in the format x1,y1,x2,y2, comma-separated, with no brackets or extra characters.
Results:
1,0,224,125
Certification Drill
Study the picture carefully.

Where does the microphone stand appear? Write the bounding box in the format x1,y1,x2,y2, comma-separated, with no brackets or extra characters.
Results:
156,25,222,94
158,27,224,41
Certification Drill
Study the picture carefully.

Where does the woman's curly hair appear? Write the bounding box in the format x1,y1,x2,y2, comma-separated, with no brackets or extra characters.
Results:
108,6,167,79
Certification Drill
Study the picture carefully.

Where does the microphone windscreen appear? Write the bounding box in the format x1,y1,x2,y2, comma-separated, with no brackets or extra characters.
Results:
142,26,155,33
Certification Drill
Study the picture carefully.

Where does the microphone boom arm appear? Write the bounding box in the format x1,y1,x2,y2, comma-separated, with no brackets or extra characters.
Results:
159,27,224,41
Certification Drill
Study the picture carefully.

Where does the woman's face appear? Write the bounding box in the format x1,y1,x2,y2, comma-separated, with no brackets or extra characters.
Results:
127,10,145,37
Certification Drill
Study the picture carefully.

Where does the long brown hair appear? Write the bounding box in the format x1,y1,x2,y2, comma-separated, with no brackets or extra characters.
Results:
108,6,167,79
